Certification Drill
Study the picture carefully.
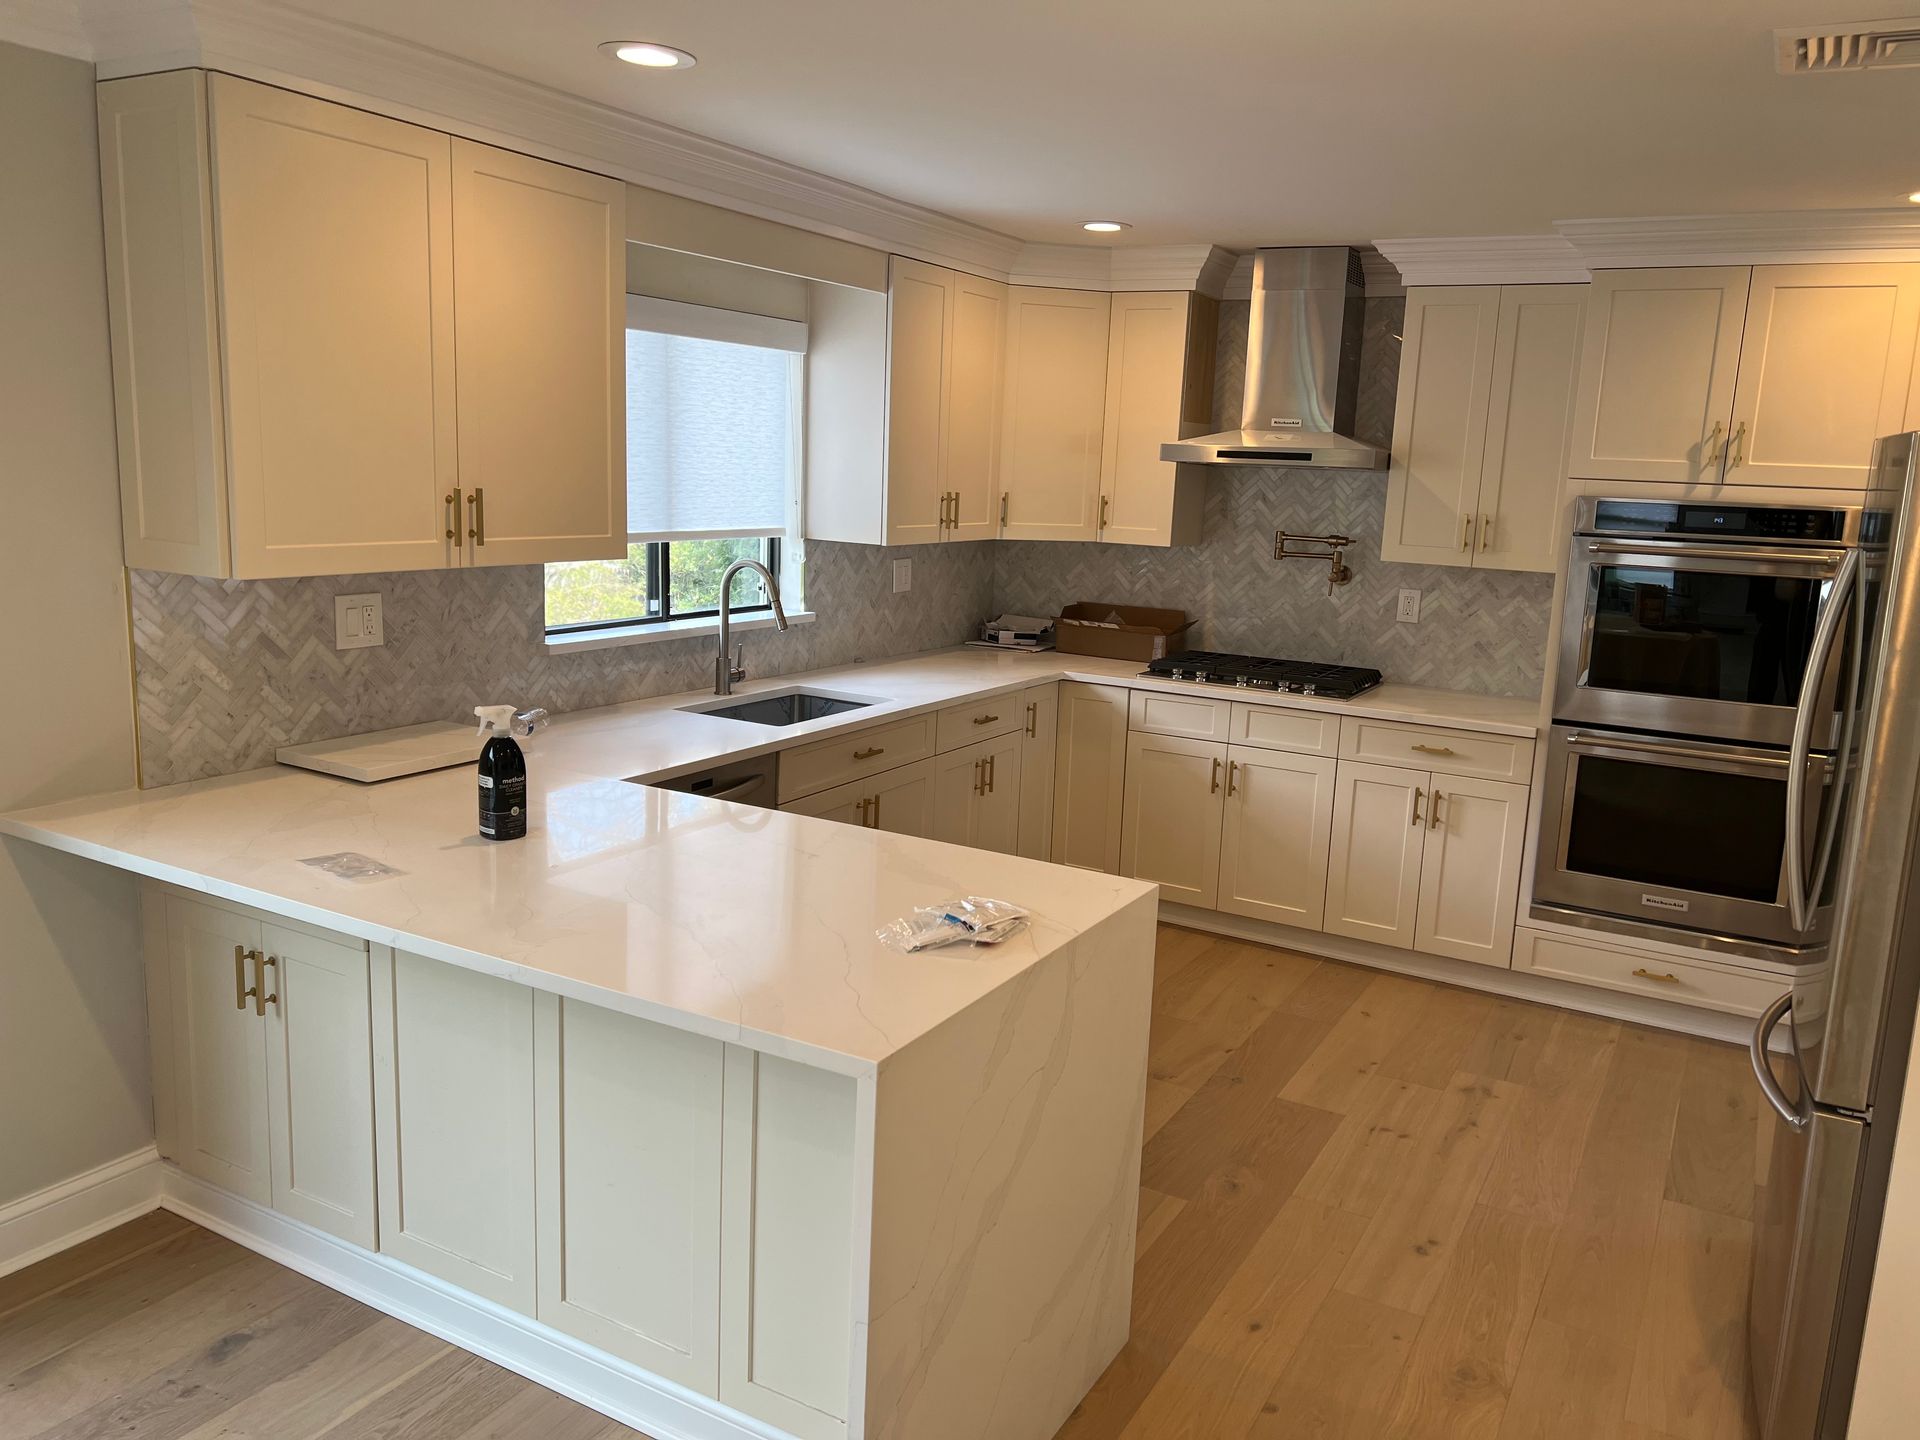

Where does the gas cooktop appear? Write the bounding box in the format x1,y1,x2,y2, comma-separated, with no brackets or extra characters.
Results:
1143,650,1384,700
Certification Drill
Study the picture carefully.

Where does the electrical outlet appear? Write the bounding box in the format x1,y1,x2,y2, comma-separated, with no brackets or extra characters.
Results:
334,592,384,650
1396,588,1422,624
892,559,912,594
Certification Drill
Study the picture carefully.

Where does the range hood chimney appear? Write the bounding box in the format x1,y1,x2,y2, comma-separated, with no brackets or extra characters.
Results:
1161,246,1382,469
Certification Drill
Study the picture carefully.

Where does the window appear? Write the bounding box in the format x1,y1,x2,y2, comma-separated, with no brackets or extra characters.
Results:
546,295,804,636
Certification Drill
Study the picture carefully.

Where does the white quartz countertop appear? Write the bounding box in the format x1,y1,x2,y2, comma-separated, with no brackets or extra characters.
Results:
0,646,1537,1073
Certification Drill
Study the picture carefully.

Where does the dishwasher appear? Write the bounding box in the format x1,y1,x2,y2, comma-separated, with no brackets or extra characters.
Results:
640,755,779,808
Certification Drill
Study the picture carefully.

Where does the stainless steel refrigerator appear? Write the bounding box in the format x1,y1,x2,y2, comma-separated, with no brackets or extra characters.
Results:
1750,431,1920,1438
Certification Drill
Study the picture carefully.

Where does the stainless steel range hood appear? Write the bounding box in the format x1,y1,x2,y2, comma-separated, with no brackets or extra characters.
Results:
1161,246,1382,469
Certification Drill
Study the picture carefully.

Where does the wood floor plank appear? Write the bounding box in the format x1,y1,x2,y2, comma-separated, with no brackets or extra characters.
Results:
1334,1074,1524,1316
1149,925,1219,1000
1164,939,1321,1022
1497,1317,1638,1440
1141,1077,1192,1144
1666,1041,1760,1222
1250,1290,1420,1440
1280,973,1437,1115
1116,1195,1368,1440
1135,1187,1186,1262
1624,1201,1755,1440
1377,986,1499,1090
0,1209,191,1320
1456,998,1563,1085
307,1348,530,1440
1377,1204,1558,1440
1296,1074,1447,1218
449,1381,638,1440
1275,958,1377,1026
1478,1011,1617,1222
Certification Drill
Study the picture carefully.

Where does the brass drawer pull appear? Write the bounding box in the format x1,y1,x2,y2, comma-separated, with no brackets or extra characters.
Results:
253,952,279,1016
1411,787,1425,826
1210,757,1222,794
1479,514,1493,551
1728,420,1748,469
1460,515,1472,551
1411,744,1456,757
1000,491,1009,527
1429,790,1444,830
468,487,486,546
973,757,986,796
852,746,884,760
985,752,996,793
1702,420,1725,468
1025,702,1037,737
444,488,461,541
1226,760,1239,797
973,714,1000,725
1100,494,1111,531
1632,967,1681,985
234,944,257,1011
870,793,881,827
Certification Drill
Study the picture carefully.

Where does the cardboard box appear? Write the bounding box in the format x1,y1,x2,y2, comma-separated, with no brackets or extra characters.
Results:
1054,603,1194,662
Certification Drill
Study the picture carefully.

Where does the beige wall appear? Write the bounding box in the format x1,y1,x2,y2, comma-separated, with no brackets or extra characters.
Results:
0,39,150,1206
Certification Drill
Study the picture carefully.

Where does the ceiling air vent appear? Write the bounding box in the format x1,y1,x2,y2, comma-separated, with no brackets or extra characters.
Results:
1775,18,1920,72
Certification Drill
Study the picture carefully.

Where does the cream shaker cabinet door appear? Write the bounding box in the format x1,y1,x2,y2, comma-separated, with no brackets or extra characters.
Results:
999,288,1110,540
1566,267,1750,484
167,896,271,1204
1016,683,1060,860
780,759,935,836
1475,285,1585,573
1380,286,1500,567
372,950,537,1313
779,783,870,828
1412,776,1529,968
1118,732,1226,909
1323,762,1428,950
1725,263,1920,489
1099,292,1205,547
1051,681,1130,874
535,996,724,1394
945,271,1008,541
885,257,951,545
450,141,625,565
1217,746,1337,931
262,922,377,1249
208,75,459,577
930,735,1023,853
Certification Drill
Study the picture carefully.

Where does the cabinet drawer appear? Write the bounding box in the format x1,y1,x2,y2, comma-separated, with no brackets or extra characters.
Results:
935,695,1026,752
1228,702,1340,757
1513,927,1784,1018
778,713,936,803
1128,689,1232,741
1339,717,1535,782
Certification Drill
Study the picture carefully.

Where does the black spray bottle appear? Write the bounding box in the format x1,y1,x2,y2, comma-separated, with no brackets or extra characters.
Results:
474,705,528,842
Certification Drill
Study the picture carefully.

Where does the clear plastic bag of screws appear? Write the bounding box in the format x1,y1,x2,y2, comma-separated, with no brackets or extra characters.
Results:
877,896,1030,953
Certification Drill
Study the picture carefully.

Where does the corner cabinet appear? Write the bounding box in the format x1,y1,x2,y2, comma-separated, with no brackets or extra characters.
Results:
998,288,1111,541
1381,284,1584,574
98,70,625,578
1094,292,1218,547
1567,263,1920,489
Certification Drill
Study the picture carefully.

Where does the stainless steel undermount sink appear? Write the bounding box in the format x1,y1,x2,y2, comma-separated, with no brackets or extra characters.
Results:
678,687,877,727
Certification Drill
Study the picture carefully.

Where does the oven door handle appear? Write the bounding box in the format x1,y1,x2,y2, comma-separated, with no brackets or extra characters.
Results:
1786,547,1860,932
1805,560,1870,916
1563,731,1791,771
1750,991,1813,1132
1582,539,1849,572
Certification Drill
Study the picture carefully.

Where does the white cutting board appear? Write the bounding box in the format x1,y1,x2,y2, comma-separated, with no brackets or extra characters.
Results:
277,721,482,783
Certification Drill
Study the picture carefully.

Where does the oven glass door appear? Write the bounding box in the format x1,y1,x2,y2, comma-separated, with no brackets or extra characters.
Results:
1556,539,1849,746
1535,727,1832,947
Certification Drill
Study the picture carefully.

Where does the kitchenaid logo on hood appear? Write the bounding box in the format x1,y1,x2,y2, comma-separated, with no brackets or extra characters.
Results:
1268,418,1304,428
1641,894,1691,914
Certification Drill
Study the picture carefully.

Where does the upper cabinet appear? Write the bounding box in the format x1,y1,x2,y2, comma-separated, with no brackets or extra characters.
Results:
1567,264,1920,489
998,287,1110,541
1096,291,1217,547
1381,284,1584,573
98,72,625,578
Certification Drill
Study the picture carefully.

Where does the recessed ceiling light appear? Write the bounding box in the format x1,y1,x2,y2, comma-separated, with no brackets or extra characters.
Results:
1082,221,1131,233
599,41,697,70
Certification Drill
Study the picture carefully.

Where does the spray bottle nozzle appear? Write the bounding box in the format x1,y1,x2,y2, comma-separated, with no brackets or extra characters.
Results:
475,705,519,738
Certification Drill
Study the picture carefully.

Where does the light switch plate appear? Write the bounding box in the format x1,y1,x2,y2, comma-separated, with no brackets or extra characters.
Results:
892,559,912,593
1396,588,1422,624
334,592,384,650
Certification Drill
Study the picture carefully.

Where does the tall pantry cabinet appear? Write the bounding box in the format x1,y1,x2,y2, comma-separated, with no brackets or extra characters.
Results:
98,71,626,579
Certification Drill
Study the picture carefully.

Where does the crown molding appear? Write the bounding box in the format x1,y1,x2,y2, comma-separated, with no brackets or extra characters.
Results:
0,0,90,58
1556,209,1920,268
1371,234,1589,286
1007,242,1237,295
1220,247,1401,300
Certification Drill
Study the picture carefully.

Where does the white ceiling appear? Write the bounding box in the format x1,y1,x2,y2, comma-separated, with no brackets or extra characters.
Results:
286,0,1919,248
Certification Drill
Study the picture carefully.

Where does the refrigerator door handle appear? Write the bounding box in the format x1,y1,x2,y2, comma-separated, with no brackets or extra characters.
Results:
1786,548,1860,931
1752,991,1813,1131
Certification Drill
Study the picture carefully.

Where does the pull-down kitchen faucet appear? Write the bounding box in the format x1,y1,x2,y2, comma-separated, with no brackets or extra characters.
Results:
714,558,789,696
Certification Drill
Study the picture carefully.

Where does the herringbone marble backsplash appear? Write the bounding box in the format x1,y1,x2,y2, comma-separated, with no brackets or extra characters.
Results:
129,296,1552,786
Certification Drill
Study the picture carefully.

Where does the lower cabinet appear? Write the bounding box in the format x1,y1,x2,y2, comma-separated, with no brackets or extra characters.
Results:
1052,681,1130,873
1323,762,1429,948
931,730,1024,853
1119,731,1225,907
781,757,935,836
156,888,377,1247
1216,746,1336,929
1016,682,1059,860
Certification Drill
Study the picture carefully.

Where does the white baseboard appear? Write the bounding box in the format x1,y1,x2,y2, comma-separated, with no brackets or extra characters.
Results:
0,1145,164,1280
157,1168,789,1440
1159,904,1758,1047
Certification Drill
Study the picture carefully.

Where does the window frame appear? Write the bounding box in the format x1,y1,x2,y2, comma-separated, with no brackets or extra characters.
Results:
543,536,781,638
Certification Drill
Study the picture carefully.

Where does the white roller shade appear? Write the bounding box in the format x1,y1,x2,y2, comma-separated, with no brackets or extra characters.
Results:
624,296,803,542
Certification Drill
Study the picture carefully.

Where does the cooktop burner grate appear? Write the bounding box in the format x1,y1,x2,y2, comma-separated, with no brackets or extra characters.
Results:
1142,650,1384,700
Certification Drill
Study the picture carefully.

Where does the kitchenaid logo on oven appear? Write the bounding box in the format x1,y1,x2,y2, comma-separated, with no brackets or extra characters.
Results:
1641,894,1690,914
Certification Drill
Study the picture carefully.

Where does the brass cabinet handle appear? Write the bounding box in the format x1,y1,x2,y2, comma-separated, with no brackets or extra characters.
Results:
1411,787,1425,826
1000,491,1009,527
1429,790,1444,830
234,944,257,1011
1702,420,1725,469
1460,514,1472,551
445,488,462,542
1728,420,1748,469
253,952,279,1016
973,757,985,796
857,796,874,827
1479,514,1493,551
1210,757,1222,794
468,487,486,546
852,746,884,760
1100,494,1111,531
1025,702,1037,737
973,713,1000,725
871,792,882,827
1633,967,1681,984
985,752,996,793
1226,760,1239,797
939,492,949,529
1410,744,1456,757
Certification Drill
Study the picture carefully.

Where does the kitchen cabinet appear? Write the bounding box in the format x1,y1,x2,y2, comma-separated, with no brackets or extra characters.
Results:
97,70,624,579
1568,264,1920,488
372,948,537,1312
931,732,1024,854
1216,746,1337,929
1381,284,1583,573
1323,762,1429,949
154,888,376,1246
780,758,935,837
1098,292,1218,547
1016,683,1060,860
534,995,724,1392
1052,681,1131,874
998,287,1111,541
1119,731,1226,908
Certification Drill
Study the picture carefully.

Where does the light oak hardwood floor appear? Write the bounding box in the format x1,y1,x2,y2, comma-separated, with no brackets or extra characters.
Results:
0,924,1764,1440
